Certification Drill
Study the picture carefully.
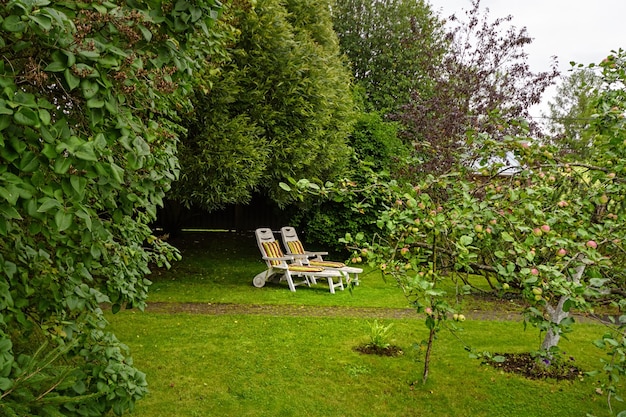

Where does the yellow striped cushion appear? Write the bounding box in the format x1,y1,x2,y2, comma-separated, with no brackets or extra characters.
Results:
310,260,346,268
288,265,324,273
262,241,284,266
287,240,306,254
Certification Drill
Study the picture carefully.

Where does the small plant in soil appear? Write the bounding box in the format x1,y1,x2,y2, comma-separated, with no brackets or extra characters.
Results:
355,320,403,357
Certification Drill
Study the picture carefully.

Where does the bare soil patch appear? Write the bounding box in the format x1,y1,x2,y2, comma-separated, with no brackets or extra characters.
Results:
483,352,585,380
354,344,404,357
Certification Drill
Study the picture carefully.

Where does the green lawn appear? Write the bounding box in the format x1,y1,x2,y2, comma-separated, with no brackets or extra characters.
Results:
147,231,409,308
106,231,622,417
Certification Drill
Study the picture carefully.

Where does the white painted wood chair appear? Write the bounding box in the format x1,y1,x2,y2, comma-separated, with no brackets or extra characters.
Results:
280,226,362,285
253,228,345,293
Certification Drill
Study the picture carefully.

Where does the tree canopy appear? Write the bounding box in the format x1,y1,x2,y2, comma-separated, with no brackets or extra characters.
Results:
169,0,355,212
394,0,559,174
544,67,603,159
332,0,447,114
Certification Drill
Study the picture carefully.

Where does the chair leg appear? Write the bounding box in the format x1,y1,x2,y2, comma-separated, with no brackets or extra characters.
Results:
327,277,335,294
285,271,297,292
351,274,359,286
326,273,345,294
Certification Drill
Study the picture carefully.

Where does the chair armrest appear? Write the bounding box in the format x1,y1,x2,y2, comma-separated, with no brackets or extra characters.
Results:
263,255,294,261
306,251,328,257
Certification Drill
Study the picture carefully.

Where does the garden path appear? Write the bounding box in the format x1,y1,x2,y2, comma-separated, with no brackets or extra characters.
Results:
145,301,526,321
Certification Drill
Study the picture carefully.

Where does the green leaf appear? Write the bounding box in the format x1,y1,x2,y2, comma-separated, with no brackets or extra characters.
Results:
64,68,80,90
55,209,73,231
53,157,72,174
133,136,150,156
523,276,538,284
29,14,52,31
0,186,19,205
86,97,105,108
0,377,12,390
70,176,86,197
73,380,86,395
78,49,100,59
19,151,39,172
2,15,26,32
14,107,40,126
45,51,69,72
138,24,153,41
109,162,124,184
0,115,11,131
38,108,51,125
589,278,608,287
562,299,573,312
37,198,62,213
500,231,515,242
75,208,92,231
0,205,22,220
0,103,12,115
81,79,99,99
279,182,291,191
97,56,119,68
75,142,98,161
11,91,36,106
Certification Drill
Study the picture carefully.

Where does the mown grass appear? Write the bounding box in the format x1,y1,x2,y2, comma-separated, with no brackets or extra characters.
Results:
107,231,623,416
108,312,612,417
147,231,408,308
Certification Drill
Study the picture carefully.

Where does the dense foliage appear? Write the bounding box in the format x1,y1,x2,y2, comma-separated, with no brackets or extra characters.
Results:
169,0,355,213
332,0,447,114
291,111,411,253
0,1,221,415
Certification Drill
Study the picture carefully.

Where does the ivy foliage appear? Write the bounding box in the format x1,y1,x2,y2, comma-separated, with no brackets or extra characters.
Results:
0,1,222,415
171,0,356,211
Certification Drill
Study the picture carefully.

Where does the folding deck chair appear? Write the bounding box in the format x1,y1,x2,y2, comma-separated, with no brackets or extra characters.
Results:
253,228,346,293
280,226,363,285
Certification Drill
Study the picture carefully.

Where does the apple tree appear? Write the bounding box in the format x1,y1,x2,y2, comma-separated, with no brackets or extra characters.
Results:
0,1,222,415
289,50,626,386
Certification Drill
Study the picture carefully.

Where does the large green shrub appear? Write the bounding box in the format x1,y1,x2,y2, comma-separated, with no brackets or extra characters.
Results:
0,1,221,415
293,112,412,253
170,0,355,215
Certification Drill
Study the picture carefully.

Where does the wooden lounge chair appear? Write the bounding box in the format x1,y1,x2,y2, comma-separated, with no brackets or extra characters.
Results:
280,226,362,285
253,228,346,293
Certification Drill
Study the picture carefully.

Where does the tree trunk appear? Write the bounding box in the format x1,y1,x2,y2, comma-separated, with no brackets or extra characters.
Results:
540,294,570,351
540,263,585,352
422,327,436,384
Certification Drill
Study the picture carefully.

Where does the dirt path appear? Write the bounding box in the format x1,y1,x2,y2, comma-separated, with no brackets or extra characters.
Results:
144,301,526,321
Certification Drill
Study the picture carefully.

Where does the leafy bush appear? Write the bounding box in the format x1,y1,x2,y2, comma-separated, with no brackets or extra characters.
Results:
0,1,222,415
293,112,413,253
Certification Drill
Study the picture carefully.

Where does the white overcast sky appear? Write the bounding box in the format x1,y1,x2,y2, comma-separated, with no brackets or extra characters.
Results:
427,0,626,116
